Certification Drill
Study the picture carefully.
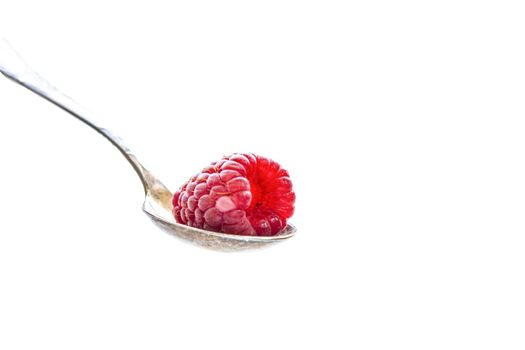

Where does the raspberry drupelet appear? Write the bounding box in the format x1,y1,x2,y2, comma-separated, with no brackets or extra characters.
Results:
172,153,295,236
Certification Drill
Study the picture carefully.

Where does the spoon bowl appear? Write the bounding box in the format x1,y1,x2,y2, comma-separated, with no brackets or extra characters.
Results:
0,39,296,251
142,173,296,250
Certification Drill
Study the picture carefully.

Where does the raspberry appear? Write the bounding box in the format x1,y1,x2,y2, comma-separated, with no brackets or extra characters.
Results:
172,153,295,236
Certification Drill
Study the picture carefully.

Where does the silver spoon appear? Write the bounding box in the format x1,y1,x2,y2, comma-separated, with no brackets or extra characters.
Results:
0,39,296,251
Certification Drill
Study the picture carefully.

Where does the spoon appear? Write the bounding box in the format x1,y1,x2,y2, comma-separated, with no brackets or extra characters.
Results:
0,39,296,251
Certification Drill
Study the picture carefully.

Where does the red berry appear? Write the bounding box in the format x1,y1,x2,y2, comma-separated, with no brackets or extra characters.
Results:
172,153,295,236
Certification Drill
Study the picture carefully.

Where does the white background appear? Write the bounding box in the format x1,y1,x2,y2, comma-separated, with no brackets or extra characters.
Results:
1,1,524,349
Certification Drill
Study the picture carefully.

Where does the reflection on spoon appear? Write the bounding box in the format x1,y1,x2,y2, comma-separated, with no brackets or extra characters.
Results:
0,39,296,251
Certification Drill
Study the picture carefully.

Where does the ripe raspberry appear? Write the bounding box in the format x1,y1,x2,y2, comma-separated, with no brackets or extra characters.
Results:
172,153,295,236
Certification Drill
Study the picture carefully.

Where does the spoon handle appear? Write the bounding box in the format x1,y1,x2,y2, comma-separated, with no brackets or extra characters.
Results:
0,39,156,193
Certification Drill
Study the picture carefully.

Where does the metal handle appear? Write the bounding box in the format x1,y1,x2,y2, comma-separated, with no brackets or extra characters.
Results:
0,39,155,193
